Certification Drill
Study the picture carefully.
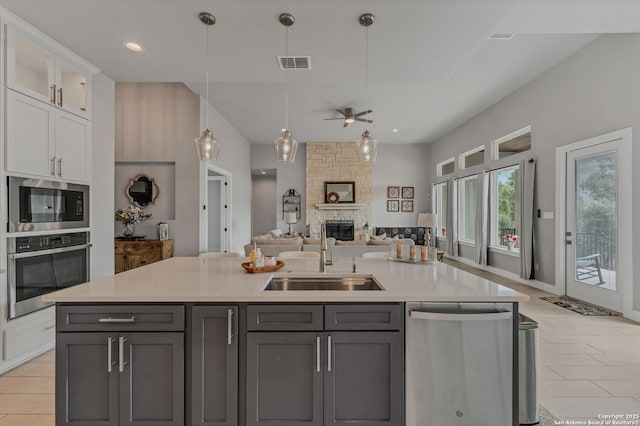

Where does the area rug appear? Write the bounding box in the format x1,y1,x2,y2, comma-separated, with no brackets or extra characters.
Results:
540,296,620,316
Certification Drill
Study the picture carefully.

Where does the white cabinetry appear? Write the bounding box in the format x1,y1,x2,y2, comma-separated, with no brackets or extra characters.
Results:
6,90,89,181
6,24,91,118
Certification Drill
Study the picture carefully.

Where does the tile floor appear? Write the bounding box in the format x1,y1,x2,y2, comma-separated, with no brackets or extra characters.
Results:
0,262,638,425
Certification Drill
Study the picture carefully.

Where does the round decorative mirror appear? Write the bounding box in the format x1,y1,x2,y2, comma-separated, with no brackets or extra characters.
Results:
126,175,159,207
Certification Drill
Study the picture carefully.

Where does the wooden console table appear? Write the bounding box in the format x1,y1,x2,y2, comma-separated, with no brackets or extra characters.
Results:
114,239,173,274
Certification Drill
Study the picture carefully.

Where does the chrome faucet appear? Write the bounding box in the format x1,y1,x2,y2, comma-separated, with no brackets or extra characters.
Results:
319,222,332,272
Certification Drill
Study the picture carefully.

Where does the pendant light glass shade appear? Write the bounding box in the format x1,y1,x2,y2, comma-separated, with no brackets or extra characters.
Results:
195,12,220,161
355,130,377,162
195,129,220,160
274,130,298,164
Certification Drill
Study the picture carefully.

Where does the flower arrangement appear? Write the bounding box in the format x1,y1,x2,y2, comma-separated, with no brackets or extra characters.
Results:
442,227,446,238
114,205,152,225
504,234,518,243
504,234,518,250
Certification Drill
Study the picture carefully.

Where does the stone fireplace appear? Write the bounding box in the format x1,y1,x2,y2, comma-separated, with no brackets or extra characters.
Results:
305,142,373,236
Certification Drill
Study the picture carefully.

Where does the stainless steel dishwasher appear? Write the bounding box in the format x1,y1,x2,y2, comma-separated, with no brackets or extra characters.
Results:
406,303,513,426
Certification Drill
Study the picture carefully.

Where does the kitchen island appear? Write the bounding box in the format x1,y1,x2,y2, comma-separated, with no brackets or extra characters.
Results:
46,256,528,426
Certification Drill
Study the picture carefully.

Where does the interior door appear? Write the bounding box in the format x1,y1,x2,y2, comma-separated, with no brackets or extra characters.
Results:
566,139,622,312
207,176,225,252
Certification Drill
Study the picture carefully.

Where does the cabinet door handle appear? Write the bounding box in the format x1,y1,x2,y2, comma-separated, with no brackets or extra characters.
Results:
99,316,135,323
58,87,63,107
227,309,233,345
118,336,127,373
57,158,62,177
327,335,332,372
107,337,114,372
50,156,56,176
316,336,321,372
51,84,56,104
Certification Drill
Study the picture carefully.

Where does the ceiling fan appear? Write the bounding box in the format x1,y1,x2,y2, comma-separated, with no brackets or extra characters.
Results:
324,107,373,128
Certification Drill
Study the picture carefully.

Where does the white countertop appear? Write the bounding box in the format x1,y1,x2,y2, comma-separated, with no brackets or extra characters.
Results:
44,256,528,303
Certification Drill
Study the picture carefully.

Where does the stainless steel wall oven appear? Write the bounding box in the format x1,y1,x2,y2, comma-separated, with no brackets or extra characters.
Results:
8,177,89,232
7,232,90,319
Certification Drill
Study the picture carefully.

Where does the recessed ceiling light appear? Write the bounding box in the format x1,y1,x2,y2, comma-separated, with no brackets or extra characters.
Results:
392,129,399,133
260,170,266,175
124,42,144,52
281,128,287,132
488,33,514,40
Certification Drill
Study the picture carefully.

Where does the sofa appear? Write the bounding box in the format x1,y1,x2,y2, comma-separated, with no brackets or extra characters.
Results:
244,234,415,258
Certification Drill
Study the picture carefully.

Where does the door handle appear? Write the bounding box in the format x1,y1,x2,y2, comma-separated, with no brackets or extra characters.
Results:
118,336,127,372
50,156,56,176
327,335,332,372
107,337,116,372
316,336,321,373
58,87,63,107
57,158,62,177
227,309,233,345
51,84,56,104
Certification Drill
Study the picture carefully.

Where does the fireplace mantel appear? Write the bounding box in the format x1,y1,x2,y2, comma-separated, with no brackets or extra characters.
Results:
315,203,366,210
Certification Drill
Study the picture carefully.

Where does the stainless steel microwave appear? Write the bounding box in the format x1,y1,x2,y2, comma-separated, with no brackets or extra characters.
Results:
8,177,89,232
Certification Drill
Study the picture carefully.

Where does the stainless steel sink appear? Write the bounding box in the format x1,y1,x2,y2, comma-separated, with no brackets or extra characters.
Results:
264,275,384,291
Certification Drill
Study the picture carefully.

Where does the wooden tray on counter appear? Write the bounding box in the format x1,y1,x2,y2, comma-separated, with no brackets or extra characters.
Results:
241,260,285,273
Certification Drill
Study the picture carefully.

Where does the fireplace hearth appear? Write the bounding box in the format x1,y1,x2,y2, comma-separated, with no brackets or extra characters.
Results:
325,220,354,241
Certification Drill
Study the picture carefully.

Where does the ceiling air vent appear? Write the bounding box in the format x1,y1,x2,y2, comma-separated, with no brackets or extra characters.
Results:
278,56,311,70
489,33,514,40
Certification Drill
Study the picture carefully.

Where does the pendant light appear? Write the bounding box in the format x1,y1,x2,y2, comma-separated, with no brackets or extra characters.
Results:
274,13,299,164
194,12,221,161
355,13,378,163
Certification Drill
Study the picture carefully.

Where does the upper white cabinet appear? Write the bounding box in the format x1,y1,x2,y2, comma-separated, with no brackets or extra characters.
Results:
6,24,91,119
6,89,89,182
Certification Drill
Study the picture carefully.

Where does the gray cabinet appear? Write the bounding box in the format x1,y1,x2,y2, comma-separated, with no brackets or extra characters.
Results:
56,305,185,426
191,306,238,426
324,332,403,426
246,304,403,426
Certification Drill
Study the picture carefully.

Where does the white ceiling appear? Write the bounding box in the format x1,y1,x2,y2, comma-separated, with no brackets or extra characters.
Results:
1,0,639,145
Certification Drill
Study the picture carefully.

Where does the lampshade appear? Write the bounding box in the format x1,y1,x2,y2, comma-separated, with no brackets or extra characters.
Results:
284,211,297,224
417,213,437,228
355,130,378,162
274,130,299,164
195,129,221,161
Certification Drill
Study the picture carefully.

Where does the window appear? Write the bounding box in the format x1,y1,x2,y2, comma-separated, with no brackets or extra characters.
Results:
458,176,477,243
433,182,447,237
492,126,531,160
491,166,520,250
459,146,485,169
436,158,455,177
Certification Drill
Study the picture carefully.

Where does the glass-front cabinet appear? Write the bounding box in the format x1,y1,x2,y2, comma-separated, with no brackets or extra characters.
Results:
6,24,90,118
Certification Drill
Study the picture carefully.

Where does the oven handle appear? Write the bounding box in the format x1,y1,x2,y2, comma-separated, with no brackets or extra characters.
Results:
8,243,92,259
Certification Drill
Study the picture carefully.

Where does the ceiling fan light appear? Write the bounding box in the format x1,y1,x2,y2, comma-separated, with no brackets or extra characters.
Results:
345,117,355,124
355,130,377,162
195,129,220,160
275,130,298,164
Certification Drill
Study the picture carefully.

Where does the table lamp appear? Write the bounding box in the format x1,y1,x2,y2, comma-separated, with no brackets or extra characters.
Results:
284,212,298,235
417,213,437,247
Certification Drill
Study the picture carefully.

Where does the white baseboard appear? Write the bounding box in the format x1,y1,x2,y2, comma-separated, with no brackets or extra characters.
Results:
448,255,563,295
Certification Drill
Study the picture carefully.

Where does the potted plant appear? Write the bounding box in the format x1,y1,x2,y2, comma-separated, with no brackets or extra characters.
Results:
504,234,518,251
115,205,152,238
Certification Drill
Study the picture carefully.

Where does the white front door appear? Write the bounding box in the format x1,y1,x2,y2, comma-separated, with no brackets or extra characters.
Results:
565,139,622,312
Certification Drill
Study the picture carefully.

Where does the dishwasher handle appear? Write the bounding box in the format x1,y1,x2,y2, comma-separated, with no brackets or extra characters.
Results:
409,310,512,322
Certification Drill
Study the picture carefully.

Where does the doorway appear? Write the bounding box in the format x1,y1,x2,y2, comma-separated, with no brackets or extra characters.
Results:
251,169,277,236
556,128,632,314
199,164,231,253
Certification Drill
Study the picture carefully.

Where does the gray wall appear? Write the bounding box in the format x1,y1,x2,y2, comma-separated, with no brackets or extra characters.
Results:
251,175,277,236
372,143,430,228
250,144,307,235
198,97,252,253
91,73,115,279
115,83,201,256
426,34,640,289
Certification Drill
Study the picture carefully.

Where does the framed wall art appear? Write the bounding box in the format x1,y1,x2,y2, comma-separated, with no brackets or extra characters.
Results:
401,200,414,212
387,186,400,199
387,199,399,212
325,181,355,203
402,186,414,199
